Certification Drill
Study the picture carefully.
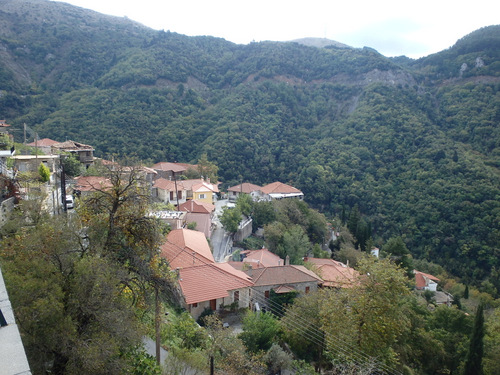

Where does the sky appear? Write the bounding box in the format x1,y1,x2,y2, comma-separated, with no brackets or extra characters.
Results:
52,0,499,58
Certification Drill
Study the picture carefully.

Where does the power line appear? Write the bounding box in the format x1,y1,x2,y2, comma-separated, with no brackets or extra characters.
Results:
161,238,403,375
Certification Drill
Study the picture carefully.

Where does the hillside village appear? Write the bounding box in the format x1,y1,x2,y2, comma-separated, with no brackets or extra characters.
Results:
1,131,451,324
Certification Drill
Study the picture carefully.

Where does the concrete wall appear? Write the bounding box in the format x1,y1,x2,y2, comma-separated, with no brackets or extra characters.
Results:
0,197,15,227
234,217,253,242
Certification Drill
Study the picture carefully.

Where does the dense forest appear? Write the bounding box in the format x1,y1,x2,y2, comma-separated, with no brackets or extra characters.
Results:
0,0,499,293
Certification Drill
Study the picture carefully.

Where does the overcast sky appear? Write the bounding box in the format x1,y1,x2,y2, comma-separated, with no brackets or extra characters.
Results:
52,0,499,58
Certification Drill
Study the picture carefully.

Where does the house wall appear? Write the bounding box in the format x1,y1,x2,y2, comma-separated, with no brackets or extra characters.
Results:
0,197,15,227
220,287,252,310
425,280,438,292
186,287,251,319
13,157,57,173
193,191,213,205
156,188,186,206
251,281,319,310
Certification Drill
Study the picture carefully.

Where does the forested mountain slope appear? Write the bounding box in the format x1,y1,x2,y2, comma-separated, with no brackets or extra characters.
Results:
0,0,499,290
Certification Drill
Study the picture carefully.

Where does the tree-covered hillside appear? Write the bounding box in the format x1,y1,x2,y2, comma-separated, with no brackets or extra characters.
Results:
0,0,499,290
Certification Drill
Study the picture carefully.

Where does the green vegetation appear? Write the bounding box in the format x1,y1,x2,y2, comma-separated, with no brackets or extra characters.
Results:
1,3,498,292
0,2,499,373
0,163,177,374
3,7,496,292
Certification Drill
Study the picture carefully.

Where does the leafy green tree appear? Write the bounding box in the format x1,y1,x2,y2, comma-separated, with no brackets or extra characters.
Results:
61,153,82,177
252,201,276,231
38,162,51,182
464,304,485,375
239,311,282,353
426,305,473,374
265,343,293,375
196,153,219,183
236,192,253,217
204,314,266,374
282,291,327,369
276,224,311,264
269,289,299,317
483,308,500,375
0,215,142,374
220,206,242,234
320,257,410,367
383,236,414,277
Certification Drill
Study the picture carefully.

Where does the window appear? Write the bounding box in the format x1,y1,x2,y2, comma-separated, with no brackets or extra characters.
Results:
264,290,270,299
305,287,310,294
234,291,239,302
192,302,198,308
170,191,174,200
199,193,206,199
178,191,183,199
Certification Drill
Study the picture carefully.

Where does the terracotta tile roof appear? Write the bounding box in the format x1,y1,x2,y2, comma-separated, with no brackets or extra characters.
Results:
247,265,322,287
241,249,284,268
260,181,303,195
160,229,214,269
153,178,186,191
152,162,187,173
26,138,59,147
182,179,219,193
414,270,439,289
52,140,94,151
179,200,215,214
215,262,253,282
178,263,253,304
74,176,112,192
227,182,262,194
304,257,359,288
303,257,344,267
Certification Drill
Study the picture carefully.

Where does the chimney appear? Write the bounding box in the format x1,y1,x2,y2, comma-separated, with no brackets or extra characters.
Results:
285,255,290,266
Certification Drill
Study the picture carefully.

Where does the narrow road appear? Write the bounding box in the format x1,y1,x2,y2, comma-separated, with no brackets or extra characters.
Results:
210,199,233,262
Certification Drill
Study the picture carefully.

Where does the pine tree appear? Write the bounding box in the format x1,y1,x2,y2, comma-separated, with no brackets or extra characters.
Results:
464,304,485,375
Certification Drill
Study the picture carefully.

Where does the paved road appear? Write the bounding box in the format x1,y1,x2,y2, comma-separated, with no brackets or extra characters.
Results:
211,199,233,262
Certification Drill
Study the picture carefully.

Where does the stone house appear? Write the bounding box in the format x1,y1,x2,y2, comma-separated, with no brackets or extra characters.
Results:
245,265,322,311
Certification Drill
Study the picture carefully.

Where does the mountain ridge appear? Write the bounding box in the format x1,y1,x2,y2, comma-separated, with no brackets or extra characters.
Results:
0,0,499,291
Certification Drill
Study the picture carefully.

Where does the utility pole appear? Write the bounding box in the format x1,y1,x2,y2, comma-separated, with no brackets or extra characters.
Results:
155,285,161,366
60,156,67,211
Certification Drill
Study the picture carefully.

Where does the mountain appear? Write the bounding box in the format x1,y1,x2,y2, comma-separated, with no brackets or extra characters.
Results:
289,37,351,49
0,0,499,292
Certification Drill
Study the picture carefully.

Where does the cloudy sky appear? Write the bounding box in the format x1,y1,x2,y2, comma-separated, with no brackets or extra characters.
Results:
52,0,499,58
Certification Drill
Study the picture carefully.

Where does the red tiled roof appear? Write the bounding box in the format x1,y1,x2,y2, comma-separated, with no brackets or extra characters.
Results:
74,176,112,192
227,182,262,194
182,179,219,193
160,228,214,269
0,120,11,127
178,263,253,304
241,249,284,268
260,181,302,195
303,257,345,267
247,265,322,287
26,138,59,147
414,270,439,289
304,257,359,288
152,162,187,173
153,178,186,191
179,200,215,214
